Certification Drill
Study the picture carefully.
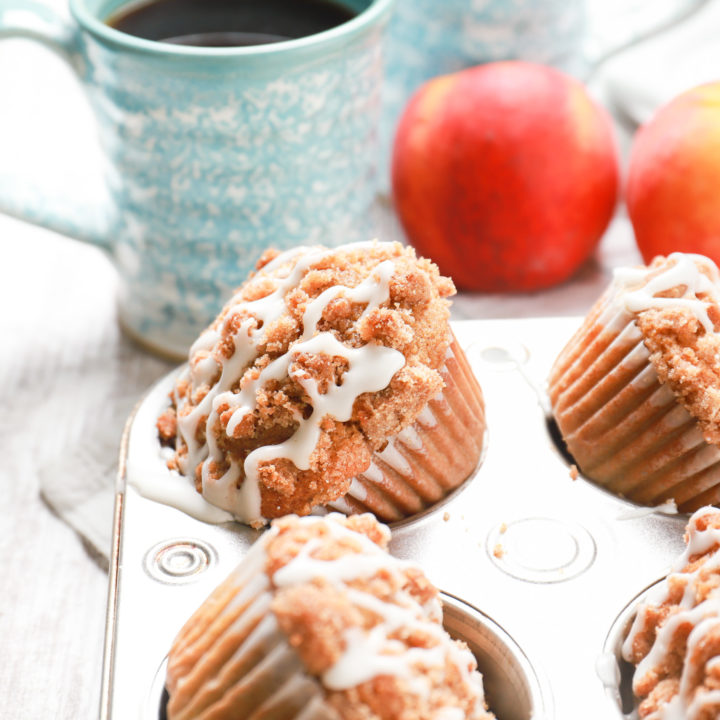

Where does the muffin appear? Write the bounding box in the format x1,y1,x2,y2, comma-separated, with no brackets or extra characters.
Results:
548,252,720,512
157,241,485,527
622,506,720,719
165,513,495,720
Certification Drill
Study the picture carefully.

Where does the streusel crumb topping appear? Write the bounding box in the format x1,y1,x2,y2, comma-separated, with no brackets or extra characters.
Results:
617,254,720,445
265,515,494,720
158,241,455,525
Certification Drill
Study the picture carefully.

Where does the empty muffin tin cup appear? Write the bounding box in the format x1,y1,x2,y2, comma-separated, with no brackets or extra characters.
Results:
149,592,548,720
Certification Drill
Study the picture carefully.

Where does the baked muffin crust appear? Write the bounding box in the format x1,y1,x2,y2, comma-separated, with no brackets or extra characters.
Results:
158,241,456,525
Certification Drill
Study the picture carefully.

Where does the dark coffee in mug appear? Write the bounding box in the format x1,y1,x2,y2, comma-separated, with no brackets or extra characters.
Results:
107,0,356,47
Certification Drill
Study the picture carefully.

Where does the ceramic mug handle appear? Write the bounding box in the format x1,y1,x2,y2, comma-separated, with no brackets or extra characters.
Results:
0,0,111,248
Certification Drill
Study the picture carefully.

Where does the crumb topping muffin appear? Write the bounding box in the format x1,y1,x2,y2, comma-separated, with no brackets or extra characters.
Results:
166,513,495,720
157,240,485,527
620,254,720,443
623,506,720,719
549,253,720,511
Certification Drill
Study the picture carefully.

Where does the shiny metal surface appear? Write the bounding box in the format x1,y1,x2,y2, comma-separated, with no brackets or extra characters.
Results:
101,317,689,720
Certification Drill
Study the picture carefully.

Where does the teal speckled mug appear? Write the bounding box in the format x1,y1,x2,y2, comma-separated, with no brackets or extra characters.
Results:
0,0,393,358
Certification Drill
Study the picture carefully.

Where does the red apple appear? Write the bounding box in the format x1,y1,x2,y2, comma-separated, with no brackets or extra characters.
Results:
391,61,620,292
627,82,720,264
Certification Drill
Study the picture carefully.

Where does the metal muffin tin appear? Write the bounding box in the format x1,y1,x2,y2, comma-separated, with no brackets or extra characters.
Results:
101,317,691,720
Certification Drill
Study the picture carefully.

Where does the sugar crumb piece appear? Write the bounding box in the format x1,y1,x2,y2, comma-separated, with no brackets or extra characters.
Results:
499,522,507,534
443,511,450,522
569,464,579,480
493,543,504,559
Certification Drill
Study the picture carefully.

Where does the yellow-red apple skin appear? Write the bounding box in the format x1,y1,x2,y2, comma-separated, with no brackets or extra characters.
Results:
391,61,620,292
627,83,720,264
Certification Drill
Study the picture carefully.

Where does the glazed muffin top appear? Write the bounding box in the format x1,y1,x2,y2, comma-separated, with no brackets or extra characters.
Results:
611,253,720,445
157,241,455,526
167,513,494,720
622,506,720,719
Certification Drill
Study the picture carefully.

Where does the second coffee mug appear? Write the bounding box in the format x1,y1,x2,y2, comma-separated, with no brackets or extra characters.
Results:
0,0,393,358
380,0,585,183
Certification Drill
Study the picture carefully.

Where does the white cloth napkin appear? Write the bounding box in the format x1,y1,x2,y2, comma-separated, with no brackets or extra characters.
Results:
36,336,173,565
595,0,720,126
2,224,173,565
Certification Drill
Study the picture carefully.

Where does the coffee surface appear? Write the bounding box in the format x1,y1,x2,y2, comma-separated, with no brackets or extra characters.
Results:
107,0,356,47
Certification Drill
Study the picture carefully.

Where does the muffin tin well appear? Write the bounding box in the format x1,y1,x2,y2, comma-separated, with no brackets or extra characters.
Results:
101,317,693,720
441,594,550,720
601,581,660,719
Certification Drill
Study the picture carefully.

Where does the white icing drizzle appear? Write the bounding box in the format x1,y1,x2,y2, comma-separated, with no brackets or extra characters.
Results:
323,622,447,690
171,242,407,526
240,330,405,475
617,498,678,521
435,710,466,720
595,652,620,688
623,506,720,719
613,252,720,333
265,515,486,716
126,368,233,524
273,536,406,589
